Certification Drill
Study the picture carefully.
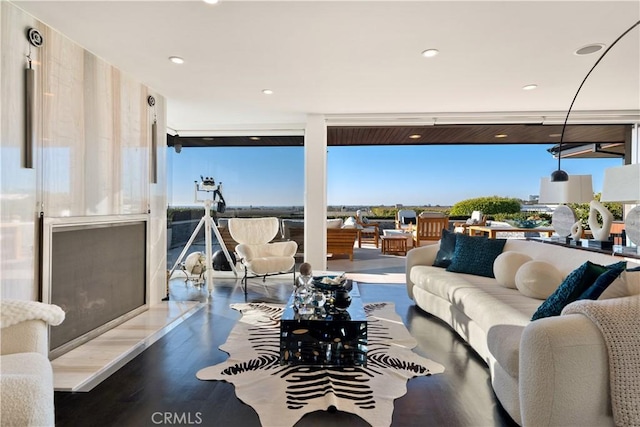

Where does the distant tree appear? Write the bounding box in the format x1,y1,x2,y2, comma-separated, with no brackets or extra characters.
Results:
370,206,451,219
450,196,522,217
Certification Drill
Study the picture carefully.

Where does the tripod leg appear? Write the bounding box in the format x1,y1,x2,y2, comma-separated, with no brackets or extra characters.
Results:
204,213,214,293
168,216,206,278
244,267,248,297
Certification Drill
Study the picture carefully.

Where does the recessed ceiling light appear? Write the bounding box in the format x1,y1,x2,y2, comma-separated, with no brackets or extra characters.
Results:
522,84,538,91
495,134,508,138
574,43,605,56
409,134,422,139
421,49,439,58
203,0,219,4
249,136,261,141
169,56,184,64
202,137,214,141
549,133,562,138
262,89,273,95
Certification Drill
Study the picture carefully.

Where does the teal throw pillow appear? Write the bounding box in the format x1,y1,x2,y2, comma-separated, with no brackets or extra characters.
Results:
578,261,627,300
433,229,458,268
445,234,506,278
531,261,608,320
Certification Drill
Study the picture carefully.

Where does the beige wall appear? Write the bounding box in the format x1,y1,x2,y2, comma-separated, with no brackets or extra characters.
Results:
1,2,167,303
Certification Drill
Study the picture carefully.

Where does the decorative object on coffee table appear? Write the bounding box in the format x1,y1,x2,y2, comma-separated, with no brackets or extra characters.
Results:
309,274,349,315
282,281,362,366
332,288,352,312
196,301,444,427
293,263,316,314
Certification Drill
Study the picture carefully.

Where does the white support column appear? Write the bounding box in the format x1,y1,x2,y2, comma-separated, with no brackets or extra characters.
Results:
624,124,639,249
304,115,328,271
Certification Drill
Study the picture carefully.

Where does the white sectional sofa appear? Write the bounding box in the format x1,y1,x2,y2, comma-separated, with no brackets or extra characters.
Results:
406,238,640,426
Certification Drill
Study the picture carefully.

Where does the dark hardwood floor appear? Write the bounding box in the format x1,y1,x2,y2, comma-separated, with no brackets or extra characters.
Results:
54,278,519,427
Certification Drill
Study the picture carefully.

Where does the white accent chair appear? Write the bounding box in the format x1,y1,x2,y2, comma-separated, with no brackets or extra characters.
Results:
229,217,298,294
395,209,417,230
1,300,65,427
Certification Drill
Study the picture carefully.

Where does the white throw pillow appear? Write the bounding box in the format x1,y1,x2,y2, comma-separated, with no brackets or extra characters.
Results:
515,260,564,300
599,268,640,299
341,217,357,229
327,218,343,229
493,251,533,289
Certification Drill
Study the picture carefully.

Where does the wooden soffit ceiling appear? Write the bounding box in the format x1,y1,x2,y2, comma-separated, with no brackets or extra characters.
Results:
168,124,630,149
326,124,629,146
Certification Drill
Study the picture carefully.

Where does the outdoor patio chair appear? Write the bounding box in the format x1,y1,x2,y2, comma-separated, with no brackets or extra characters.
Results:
453,210,487,234
395,209,417,230
414,213,449,247
228,217,297,295
356,210,379,248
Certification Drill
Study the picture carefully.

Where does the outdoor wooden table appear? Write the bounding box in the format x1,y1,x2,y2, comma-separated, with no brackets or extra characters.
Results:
467,225,555,239
380,235,408,256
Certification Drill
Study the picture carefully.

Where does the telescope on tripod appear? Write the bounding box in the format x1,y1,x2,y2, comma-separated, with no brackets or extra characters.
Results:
168,176,237,293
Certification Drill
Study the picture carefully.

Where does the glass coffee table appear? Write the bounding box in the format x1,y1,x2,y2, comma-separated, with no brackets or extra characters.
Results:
279,281,367,367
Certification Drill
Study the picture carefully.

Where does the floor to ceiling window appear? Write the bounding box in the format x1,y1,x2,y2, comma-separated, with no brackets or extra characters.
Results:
327,144,623,207
166,146,304,269
166,141,624,269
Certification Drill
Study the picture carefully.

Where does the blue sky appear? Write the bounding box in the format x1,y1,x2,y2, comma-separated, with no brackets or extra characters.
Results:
167,145,623,207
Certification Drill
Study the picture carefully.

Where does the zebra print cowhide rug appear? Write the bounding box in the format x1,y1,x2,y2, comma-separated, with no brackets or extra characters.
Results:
196,302,444,427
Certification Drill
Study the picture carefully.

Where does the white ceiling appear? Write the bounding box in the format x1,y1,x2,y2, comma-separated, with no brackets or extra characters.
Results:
13,0,640,135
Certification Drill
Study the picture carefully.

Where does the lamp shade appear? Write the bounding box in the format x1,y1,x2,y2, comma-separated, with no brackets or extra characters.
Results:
539,175,593,204
601,163,640,203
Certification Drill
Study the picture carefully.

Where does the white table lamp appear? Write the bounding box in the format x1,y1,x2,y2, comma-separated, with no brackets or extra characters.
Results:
539,175,593,238
601,163,640,247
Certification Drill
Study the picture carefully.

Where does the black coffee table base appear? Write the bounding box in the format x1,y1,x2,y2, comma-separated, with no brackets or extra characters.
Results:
280,282,367,367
